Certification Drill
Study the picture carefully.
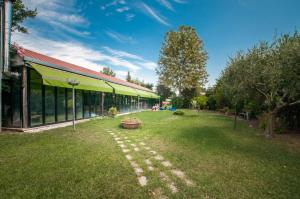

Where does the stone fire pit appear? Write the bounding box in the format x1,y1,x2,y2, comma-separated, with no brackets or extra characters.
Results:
121,117,141,129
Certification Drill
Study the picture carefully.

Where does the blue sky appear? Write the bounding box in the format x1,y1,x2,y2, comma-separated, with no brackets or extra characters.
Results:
12,0,300,88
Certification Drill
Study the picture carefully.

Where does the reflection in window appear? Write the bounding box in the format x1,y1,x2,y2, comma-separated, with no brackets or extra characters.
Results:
45,86,55,124
83,91,90,118
67,89,73,120
57,87,66,122
30,69,43,126
76,90,83,119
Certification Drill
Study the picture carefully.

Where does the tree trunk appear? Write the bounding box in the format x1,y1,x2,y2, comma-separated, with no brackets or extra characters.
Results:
266,111,275,138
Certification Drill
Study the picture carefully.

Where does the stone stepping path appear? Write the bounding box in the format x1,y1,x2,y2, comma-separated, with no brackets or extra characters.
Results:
106,129,195,195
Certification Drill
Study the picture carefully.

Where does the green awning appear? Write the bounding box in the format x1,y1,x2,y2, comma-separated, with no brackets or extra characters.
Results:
135,89,152,98
30,63,113,93
107,82,138,96
151,93,160,99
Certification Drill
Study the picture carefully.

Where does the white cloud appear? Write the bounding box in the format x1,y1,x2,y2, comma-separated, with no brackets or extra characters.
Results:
105,30,136,44
103,47,143,60
101,0,127,10
137,61,158,71
116,6,130,13
23,0,89,37
140,3,171,27
11,30,142,71
156,0,174,11
126,13,135,21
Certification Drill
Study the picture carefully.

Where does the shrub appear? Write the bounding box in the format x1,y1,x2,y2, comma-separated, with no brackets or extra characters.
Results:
173,110,184,116
171,97,184,108
108,107,118,117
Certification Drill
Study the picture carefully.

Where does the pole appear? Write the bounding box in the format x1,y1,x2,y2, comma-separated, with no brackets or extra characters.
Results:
72,85,75,131
0,2,4,132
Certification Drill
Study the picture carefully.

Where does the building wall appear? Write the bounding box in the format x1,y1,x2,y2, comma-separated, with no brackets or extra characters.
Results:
1,66,159,128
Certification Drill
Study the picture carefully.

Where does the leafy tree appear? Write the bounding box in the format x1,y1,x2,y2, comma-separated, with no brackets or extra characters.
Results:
101,67,116,77
126,71,131,82
216,32,300,137
157,26,208,96
171,97,184,108
207,95,217,110
156,83,173,101
12,0,37,33
192,95,208,110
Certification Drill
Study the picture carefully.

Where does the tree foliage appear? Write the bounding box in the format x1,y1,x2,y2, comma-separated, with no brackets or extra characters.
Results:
156,83,173,101
101,67,116,77
126,72,154,90
12,0,37,33
157,26,208,95
211,31,300,137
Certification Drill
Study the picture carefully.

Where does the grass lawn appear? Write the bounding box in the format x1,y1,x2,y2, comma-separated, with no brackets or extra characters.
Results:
0,110,300,198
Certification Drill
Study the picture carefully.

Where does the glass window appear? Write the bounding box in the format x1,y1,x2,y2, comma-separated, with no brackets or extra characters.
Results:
45,86,55,124
95,92,102,116
83,91,90,118
57,87,66,122
76,90,83,119
30,69,43,126
67,89,73,120
90,91,96,117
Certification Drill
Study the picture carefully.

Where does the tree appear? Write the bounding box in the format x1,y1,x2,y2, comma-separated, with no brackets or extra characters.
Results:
156,83,173,101
192,95,208,111
12,0,37,33
216,32,300,137
101,67,116,77
126,71,131,82
157,26,208,96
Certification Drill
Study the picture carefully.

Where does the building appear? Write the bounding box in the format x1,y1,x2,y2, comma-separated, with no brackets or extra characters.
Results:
2,47,160,129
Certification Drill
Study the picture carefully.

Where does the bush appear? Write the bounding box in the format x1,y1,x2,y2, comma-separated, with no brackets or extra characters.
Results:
207,95,217,110
173,110,184,116
171,97,184,108
108,107,118,117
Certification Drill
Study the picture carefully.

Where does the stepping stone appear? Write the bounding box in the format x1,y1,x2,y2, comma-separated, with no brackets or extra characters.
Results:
171,169,195,186
109,133,114,135
134,167,143,175
130,161,139,168
119,144,126,148
144,159,152,165
161,161,172,167
134,147,140,152
126,140,132,143
148,166,154,171
122,149,130,153
144,147,151,150
138,176,147,186
159,172,178,193
117,141,123,144
154,155,164,161
150,150,157,155
124,136,128,139
125,154,133,160
130,143,137,147
139,142,146,146
115,137,121,141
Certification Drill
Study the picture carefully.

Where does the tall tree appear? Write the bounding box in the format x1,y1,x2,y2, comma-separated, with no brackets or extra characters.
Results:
101,67,116,77
12,0,37,33
126,71,131,82
157,26,208,96
156,83,173,101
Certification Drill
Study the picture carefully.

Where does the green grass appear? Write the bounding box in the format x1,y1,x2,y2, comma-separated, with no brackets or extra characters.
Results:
0,110,300,198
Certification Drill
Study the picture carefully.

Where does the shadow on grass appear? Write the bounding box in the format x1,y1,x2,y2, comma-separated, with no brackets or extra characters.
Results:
176,125,300,165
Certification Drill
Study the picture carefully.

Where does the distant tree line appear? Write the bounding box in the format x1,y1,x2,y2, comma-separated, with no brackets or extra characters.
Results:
126,71,154,90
